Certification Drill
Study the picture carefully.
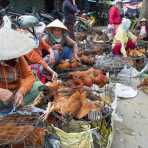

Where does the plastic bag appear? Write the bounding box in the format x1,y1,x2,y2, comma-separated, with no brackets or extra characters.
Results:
51,126,94,148
47,120,94,148
115,83,138,98
118,65,139,78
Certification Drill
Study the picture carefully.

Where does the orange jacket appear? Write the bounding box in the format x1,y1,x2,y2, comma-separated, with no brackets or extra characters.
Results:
0,57,35,96
25,39,51,69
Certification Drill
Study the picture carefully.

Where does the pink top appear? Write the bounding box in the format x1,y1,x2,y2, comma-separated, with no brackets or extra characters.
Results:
108,6,121,25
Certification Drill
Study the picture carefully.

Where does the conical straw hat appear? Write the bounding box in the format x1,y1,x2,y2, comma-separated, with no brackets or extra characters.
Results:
46,19,68,31
140,18,147,22
0,27,37,60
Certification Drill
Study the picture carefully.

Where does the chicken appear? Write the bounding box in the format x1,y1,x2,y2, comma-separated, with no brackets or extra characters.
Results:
57,60,71,70
76,101,94,119
62,91,83,116
43,91,90,120
128,49,145,57
80,55,95,65
76,97,107,119
43,95,67,120
94,73,108,87
46,81,62,90
70,59,80,68
69,68,108,87
57,59,80,70
138,77,148,88
32,92,45,107
42,69,108,120
137,77,148,94
82,77,93,87
139,48,145,54
143,77,148,85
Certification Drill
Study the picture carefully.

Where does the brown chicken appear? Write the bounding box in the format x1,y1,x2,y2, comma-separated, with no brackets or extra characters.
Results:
76,96,107,119
62,91,84,116
137,77,148,94
94,73,108,87
138,77,148,88
46,81,62,90
80,55,95,65
82,77,93,87
44,91,82,116
69,68,108,87
128,49,145,57
76,101,95,119
43,90,99,120
139,48,146,54
42,82,112,120
70,59,80,68
57,59,80,70
57,60,71,70
143,77,148,85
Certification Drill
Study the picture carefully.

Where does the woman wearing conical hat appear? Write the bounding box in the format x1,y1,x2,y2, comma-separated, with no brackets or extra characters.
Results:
0,15,41,111
17,15,58,82
112,18,137,57
42,19,79,65
136,18,148,41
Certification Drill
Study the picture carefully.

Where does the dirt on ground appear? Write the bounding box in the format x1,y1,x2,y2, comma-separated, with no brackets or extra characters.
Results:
111,88,148,148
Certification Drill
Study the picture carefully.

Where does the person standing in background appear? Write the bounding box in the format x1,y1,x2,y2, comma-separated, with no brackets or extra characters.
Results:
108,0,123,25
108,0,123,37
63,0,78,39
0,14,41,108
112,18,137,57
137,18,148,41
79,0,89,12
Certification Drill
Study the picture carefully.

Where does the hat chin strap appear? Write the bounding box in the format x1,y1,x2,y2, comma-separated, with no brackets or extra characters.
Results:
26,27,38,39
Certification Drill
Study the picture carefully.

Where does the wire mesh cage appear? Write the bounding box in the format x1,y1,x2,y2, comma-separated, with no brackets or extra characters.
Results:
0,115,45,148
45,83,116,148
95,55,133,85
137,40,148,49
0,115,38,126
135,41,148,58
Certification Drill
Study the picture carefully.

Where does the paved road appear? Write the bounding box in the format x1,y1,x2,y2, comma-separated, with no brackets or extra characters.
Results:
111,89,148,148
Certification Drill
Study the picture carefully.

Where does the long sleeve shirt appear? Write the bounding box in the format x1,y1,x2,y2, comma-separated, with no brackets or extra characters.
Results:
108,6,121,25
0,57,35,96
63,0,78,24
25,39,51,70
113,26,137,56
25,49,49,69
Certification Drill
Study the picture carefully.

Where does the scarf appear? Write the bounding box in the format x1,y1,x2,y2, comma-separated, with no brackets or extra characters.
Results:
49,32,63,44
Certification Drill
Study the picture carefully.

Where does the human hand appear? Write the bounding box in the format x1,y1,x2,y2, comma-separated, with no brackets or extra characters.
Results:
74,53,80,61
49,49,56,64
40,102,54,121
47,66,58,81
0,88,13,102
51,70,58,81
14,91,24,107
52,44,62,51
